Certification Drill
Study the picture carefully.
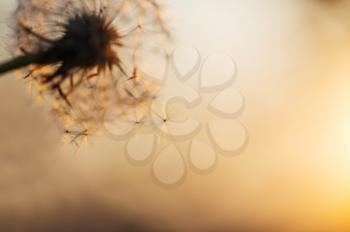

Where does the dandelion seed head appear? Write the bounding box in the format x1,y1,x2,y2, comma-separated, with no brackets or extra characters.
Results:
10,0,170,144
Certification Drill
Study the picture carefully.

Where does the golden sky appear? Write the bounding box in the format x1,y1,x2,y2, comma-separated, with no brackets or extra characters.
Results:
1,0,350,231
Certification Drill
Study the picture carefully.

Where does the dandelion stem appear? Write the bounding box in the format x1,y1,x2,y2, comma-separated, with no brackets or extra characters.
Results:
0,53,42,76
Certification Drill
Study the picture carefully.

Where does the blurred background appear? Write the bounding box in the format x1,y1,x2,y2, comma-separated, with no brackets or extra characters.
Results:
2,0,350,231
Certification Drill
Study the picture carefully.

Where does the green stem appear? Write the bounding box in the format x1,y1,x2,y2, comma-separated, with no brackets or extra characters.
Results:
0,53,42,76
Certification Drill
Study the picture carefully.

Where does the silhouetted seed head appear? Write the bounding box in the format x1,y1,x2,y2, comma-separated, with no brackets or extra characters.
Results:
10,0,170,144
39,12,123,75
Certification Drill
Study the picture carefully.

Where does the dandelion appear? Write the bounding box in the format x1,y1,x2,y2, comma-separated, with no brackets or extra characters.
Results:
0,0,170,144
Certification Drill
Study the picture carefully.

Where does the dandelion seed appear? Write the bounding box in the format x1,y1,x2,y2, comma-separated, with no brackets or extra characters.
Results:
0,0,170,143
